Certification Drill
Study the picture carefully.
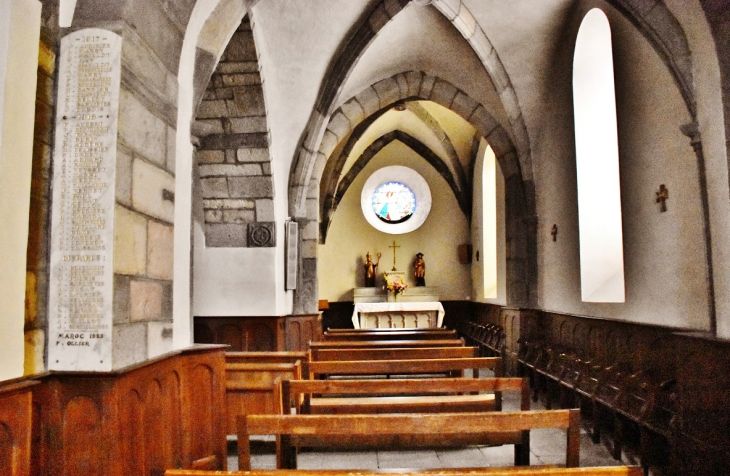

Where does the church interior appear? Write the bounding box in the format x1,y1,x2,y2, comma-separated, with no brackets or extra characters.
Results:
2,0,730,475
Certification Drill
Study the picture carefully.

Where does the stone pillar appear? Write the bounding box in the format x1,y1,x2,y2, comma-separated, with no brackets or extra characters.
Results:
48,19,179,370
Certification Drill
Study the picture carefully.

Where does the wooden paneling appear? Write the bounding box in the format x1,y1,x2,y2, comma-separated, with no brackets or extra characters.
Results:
195,315,322,352
23,345,227,476
0,380,38,476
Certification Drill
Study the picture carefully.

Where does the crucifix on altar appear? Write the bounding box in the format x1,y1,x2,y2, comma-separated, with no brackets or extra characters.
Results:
388,240,400,271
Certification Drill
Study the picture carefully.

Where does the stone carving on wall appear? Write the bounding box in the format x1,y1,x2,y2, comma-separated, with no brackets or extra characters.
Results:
248,222,275,247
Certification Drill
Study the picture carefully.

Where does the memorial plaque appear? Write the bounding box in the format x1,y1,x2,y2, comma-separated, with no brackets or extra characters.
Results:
48,29,121,371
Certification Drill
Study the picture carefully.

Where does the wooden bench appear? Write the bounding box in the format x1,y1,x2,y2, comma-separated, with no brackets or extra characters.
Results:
225,361,302,434
323,329,457,341
309,346,479,362
237,409,581,469
304,357,501,380
309,339,465,350
281,376,528,416
226,351,308,365
166,467,644,476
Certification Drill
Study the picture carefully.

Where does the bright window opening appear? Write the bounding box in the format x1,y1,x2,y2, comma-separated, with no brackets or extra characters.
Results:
483,146,498,299
573,8,625,302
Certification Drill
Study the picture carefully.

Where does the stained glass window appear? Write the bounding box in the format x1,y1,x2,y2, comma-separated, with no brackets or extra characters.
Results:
371,182,416,224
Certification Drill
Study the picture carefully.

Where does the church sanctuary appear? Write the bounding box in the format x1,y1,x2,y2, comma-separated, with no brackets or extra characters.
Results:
2,0,730,475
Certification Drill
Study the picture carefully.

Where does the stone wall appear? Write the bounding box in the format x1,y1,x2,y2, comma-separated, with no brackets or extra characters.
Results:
195,16,275,248
24,4,58,375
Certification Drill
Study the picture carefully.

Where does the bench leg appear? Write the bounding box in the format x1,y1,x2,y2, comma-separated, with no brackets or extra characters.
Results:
514,430,530,466
276,435,297,469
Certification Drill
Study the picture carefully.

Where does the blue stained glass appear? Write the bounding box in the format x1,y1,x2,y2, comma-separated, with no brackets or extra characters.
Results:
371,182,416,224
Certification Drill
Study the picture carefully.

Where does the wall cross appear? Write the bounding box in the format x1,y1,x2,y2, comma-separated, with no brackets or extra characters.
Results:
656,184,669,212
388,241,400,271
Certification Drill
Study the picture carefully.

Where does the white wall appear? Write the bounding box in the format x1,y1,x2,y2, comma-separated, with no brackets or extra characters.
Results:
319,141,471,302
536,3,710,330
192,221,279,315
0,0,41,381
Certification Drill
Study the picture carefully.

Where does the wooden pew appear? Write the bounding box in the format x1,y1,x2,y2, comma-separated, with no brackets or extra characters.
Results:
322,329,457,341
309,346,478,361
167,467,645,476
281,376,528,416
225,360,302,434
237,409,582,469
309,338,465,351
325,327,452,333
226,351,308,365
304,357,501,379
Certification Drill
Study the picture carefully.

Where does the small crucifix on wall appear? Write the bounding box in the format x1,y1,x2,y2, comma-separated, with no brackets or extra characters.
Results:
551,224,558,242
656,184,669,212
388,240,400,271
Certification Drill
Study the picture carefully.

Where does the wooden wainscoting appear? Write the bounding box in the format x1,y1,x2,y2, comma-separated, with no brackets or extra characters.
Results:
0,380,39,476
21,345,227,476
194,314,322,351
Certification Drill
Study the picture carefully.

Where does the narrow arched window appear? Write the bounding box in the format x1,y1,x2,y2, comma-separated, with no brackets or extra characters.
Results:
573,8,625,302
482,145,498,299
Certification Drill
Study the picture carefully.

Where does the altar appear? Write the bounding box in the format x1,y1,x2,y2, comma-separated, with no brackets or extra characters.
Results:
351,301,445,329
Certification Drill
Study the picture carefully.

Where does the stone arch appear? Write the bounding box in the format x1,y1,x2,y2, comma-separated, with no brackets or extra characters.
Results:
322,129,469,241
194,14,275,248
605,0,695,117
288,0,532,219
311,73,536,309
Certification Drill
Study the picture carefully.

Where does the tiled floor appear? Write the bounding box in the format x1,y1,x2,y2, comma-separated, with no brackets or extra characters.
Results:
227,389,626,472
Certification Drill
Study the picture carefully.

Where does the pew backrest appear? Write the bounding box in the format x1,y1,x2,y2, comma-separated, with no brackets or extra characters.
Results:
304,357,501,379
281,376,529,414
166,467,644,476
309,346,478,361
308,338,465,350
322,329,457,341
237,409,581,469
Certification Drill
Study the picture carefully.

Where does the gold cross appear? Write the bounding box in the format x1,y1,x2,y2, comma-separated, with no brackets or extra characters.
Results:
388,241,400,271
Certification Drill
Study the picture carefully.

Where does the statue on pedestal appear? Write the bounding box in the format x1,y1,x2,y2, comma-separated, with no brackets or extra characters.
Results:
364,252,381,287
414,252,426,286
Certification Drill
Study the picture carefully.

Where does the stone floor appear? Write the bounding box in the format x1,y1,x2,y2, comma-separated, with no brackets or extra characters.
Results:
227,387,632,472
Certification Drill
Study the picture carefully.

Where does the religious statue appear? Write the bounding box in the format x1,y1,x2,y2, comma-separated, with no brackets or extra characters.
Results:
414,252,426,286
364,252,381,287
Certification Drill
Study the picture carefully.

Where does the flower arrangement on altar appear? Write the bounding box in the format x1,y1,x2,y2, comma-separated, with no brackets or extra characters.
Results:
383,273,408,300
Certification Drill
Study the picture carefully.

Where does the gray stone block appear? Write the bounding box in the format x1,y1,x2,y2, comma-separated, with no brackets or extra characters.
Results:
470,105,500,137
405,71,425,98
340,98,365,124
237,147,270,162
228,176,274,198
201,177,230,198
216,88,234,100
201,133,268,150
205,209,224,223
394,73,409,98
318,130,339,158
205,223,247,247
262,162,271,175
255,199,275,222
223,209,255,223
113,274,132,325
198,99,229,119
327,111,352,141
218,61,259,74
355,87,380,117
232,86,266,116
112,322,147,369
368,4,390,32
451,91,479,120
230,116,268,134
430,79,458,108
199,163,261,177
420,74,436,99
222,73,261,87
116,149,133,207
225,30,257,62
197,150,226,164
372,76,400,108
119,89,168,166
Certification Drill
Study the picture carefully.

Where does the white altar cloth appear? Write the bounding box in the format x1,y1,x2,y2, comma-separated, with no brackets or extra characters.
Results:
351,302,445,329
